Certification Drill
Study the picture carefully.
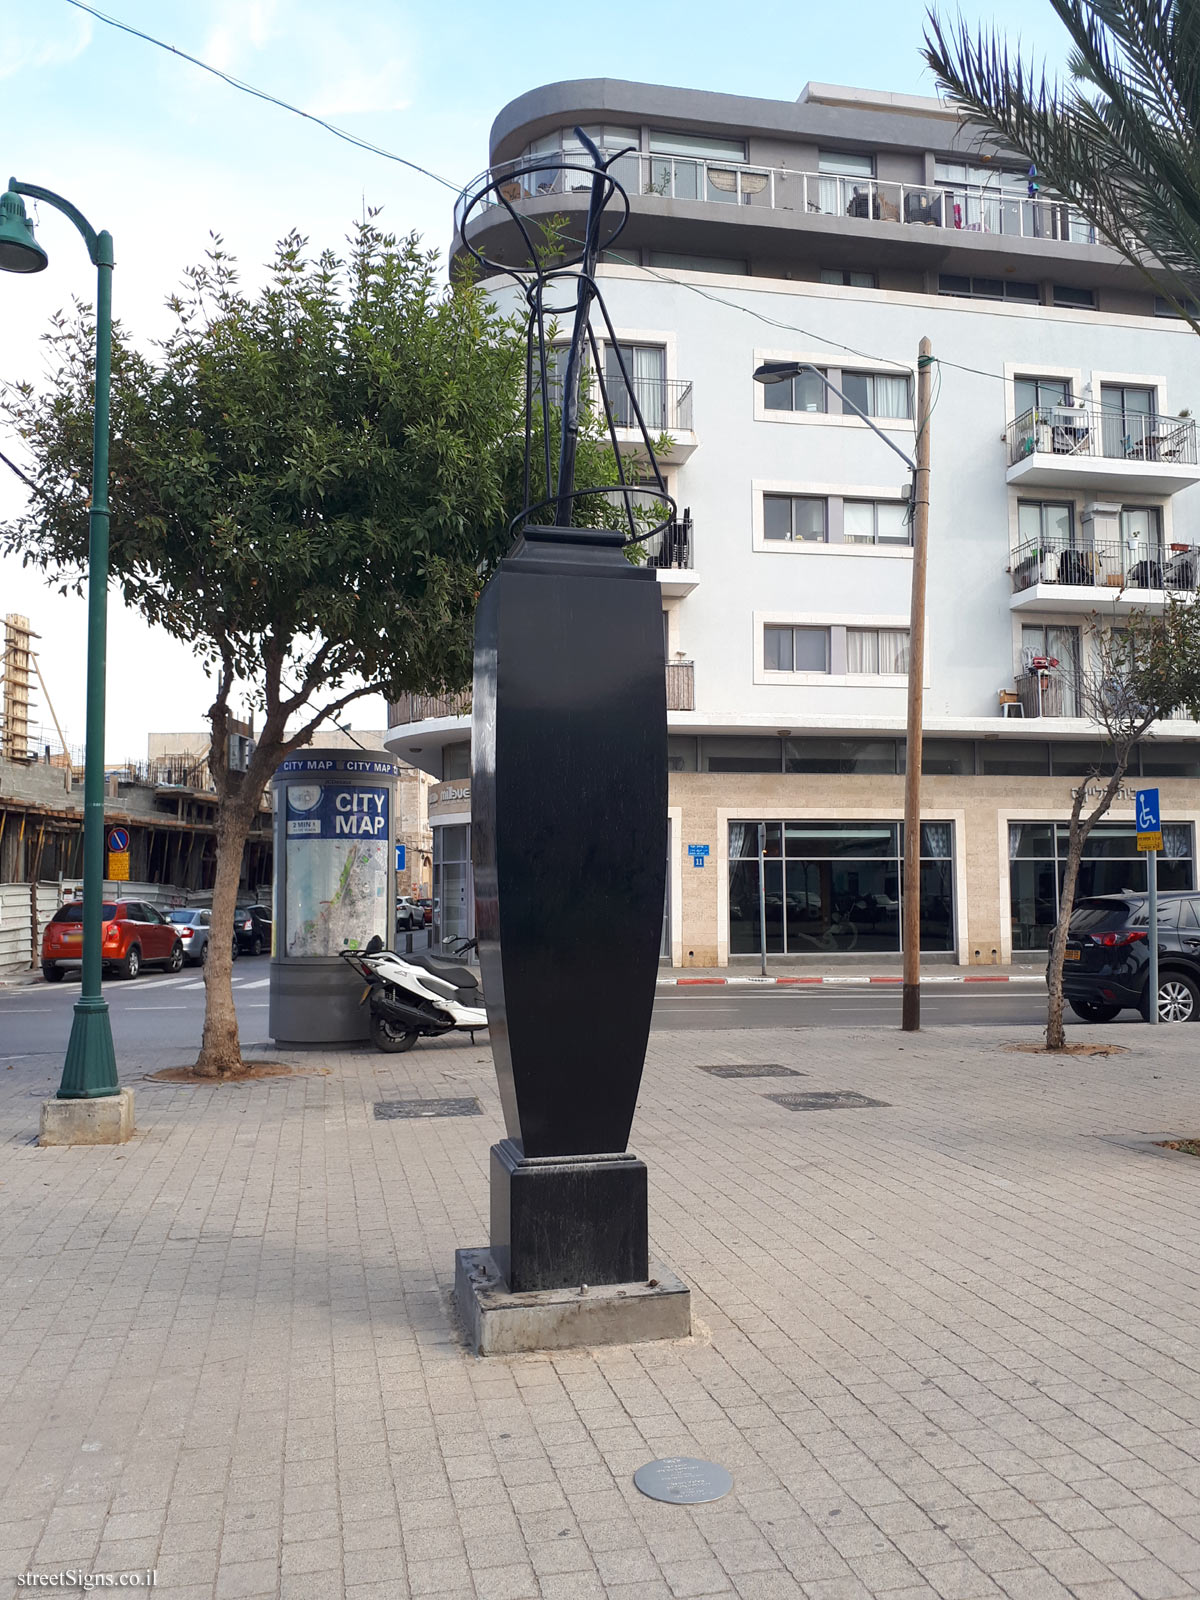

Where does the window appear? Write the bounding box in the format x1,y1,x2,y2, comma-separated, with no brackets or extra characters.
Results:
728,819,954,955
648,130,746,161
1120,506,1164,583
1052,284,1096,308
433,823,473,947
1101,383,1157,457
847,629,909,674
763,366,827,413
820,269,877,288
842,370,912,419
649,251,746,275
442,742,470,780
819,151,875,176
1017,501,1074,546
935,159,1026,189
1021,623,1081,715
1155,294,1200,318
605,343,666,428
1014,376,1072,417
938,274,1040,302
764,625,829,672
1009,821,1193,949
763,494,826,542
843,499,910,545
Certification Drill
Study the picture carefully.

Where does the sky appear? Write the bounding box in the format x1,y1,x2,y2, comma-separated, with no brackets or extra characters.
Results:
0,0,1074,760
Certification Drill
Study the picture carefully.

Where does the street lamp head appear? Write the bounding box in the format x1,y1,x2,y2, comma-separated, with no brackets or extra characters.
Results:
753,360,800,386
0,185,48,273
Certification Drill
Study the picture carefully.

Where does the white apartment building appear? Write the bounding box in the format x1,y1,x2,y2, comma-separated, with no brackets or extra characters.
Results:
385,77,1200,967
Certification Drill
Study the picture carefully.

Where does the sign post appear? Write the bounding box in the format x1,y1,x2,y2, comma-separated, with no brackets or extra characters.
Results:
1136,787,1162,1025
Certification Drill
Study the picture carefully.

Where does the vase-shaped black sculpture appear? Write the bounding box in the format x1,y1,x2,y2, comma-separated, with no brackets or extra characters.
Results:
458,129,675,1297
473,527,666,1290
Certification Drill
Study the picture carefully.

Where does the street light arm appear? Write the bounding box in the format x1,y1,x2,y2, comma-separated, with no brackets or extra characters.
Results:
9,178,109,266
754,360,917,475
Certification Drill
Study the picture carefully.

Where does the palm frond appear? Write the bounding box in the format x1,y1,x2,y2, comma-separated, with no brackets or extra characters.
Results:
923,0,1200,330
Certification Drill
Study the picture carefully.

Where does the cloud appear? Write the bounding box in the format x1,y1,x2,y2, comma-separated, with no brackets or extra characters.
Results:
0,7,92,78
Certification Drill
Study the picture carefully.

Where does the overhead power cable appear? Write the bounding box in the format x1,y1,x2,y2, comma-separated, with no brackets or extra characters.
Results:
62,0,461,193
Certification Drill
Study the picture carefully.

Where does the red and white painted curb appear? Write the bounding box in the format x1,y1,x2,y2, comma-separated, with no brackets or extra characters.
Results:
657,973,1044,988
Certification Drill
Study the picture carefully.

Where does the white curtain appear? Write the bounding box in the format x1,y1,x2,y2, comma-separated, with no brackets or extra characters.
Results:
921,823,952,858
1163,824,1192,860
874,375,911,419
729,822,753,860
846,629,877,673
878,630,910,673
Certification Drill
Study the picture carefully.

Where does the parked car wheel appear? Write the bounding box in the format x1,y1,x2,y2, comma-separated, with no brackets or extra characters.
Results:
168,941,184,973
1068,999,1121,1023
232,938,239,961
1144,971,1200,1023
119,945,141,980
42,962,65,983
251,935,264,957
199,941,209,965
370,1014,420,1053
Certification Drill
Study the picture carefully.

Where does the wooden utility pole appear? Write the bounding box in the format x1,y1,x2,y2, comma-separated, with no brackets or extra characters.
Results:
901,338,934,1032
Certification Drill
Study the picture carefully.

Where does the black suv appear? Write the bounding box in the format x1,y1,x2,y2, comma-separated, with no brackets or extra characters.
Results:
1058,891,1200,1023
234,904,272,956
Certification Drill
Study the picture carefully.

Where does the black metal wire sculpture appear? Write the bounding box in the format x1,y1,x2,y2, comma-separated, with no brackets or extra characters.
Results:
456,128,676,545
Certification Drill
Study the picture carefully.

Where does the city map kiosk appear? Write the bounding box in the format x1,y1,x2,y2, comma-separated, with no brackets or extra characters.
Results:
269,748,398,1044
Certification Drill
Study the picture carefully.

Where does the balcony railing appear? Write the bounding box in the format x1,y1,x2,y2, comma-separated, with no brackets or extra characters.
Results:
1015,670,1078,718
387,691,471,727
643,513,692,570
546,374,694,435
1009,535,1200,595
470,154,1097,247
1007,405,1198,469
666,661,694,711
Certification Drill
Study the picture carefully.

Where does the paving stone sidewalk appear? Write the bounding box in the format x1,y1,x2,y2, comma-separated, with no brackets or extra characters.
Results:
3,1017,1200,1600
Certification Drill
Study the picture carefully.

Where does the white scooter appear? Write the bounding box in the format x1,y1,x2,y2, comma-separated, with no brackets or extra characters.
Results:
340,936,487,1053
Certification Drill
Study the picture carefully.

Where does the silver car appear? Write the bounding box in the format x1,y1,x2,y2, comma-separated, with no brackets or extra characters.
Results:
168,908,239,967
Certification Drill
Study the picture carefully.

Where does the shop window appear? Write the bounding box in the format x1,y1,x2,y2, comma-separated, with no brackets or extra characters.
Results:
432,822,473,950
1009,821,1194,950
728,819,954,956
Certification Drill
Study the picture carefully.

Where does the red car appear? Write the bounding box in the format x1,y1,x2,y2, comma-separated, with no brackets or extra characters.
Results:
42,900,185,982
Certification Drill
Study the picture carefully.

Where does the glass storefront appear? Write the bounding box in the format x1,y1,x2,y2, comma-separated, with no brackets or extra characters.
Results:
433,823,473,951
1009,821,1194,950
728,821,955,955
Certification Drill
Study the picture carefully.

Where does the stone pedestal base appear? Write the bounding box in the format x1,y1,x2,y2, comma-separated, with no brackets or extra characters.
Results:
39,1088,135,1147
490,1140,648,1291
455,1248,691,1356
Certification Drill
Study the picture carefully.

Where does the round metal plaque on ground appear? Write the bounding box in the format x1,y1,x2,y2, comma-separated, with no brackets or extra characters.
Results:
634,1456,733,1505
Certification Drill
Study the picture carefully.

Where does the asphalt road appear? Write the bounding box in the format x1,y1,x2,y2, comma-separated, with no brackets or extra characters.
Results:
0,967,1147,1060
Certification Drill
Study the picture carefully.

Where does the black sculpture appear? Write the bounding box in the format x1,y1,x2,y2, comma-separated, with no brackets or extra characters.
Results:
459,132,671,1293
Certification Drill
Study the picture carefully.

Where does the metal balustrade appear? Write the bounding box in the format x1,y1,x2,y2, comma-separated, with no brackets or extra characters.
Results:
1007,405,1198,469
643,514,692,571
387,691,472,727
467,154,1097,246
1009,536,1200,595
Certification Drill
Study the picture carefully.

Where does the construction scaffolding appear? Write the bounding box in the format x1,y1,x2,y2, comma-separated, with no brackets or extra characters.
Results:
1,613,35,763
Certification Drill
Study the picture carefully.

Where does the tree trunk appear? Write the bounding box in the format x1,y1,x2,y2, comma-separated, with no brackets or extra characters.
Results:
194,799,257,1077
1045,828,1085,1051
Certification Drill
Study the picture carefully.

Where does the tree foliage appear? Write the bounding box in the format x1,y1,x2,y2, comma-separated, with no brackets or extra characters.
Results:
924,0,1200,324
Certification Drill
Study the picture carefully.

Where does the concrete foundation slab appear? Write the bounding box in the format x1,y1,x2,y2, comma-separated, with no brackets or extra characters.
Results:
455,1247,691,1355
39,1088,135,1147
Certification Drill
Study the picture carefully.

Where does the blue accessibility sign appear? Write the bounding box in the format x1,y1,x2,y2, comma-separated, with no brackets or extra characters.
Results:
1136,787,1163,851
107,827,129,853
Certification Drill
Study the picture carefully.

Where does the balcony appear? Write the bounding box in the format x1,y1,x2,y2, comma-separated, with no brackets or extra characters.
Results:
645,512,698,597
1008,535,1200,614
666,661,695,711
1015,670,1078,718
1006,405,1200,495
476,154,1096,247
387,691,471,726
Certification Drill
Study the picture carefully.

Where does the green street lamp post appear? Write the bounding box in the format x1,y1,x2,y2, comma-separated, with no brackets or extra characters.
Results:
0,179,118,1097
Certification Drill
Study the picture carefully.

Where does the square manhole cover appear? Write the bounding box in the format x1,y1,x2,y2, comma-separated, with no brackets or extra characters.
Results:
766,1090,890,1111
374,1098,482,1120
699,1064,805,1079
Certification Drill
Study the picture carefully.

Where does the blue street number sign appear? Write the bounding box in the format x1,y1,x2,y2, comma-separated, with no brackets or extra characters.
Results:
107,827,129,853
687,843,709,870
395,843,406,872
1136,788,1163,852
